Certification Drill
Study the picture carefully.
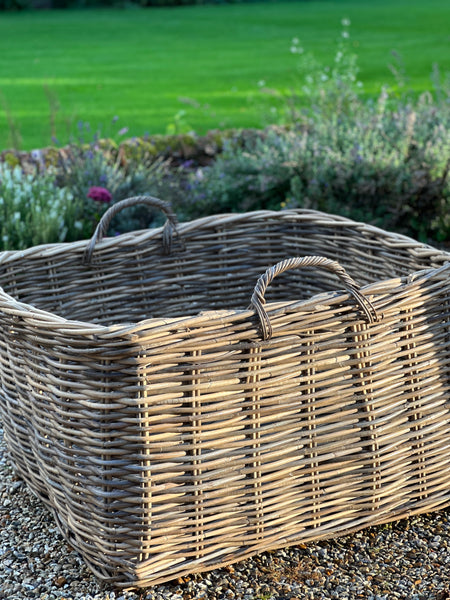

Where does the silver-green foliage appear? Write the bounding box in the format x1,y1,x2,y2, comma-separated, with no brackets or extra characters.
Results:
187,29,450,242
0,164,82,250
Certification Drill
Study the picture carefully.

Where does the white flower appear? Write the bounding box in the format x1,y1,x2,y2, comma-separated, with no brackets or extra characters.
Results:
341,18,351,27
342,31,350,38
292,37,299,45
258,80,266,87
335,51,343,62
13,211,21,221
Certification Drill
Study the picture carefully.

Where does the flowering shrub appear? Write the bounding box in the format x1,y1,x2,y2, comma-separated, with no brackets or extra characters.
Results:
184,24,450,243
56,135,173,237
186,94,449,242
0,164,82,250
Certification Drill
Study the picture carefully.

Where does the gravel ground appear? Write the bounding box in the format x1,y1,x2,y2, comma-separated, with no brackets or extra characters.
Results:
2,420,450,600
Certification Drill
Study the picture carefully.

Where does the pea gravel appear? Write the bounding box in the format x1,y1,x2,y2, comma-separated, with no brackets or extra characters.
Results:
1,420,450,600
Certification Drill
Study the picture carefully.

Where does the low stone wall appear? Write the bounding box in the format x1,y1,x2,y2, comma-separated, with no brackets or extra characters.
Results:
0,129,248,173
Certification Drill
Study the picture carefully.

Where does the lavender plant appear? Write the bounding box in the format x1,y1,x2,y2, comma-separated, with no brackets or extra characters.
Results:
186,21,450,242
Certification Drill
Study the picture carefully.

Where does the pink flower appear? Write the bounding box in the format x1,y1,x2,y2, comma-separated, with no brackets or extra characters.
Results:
87,186,112,203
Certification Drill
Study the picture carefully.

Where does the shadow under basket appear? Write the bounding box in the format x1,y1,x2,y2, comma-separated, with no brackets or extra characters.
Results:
1,197,450,589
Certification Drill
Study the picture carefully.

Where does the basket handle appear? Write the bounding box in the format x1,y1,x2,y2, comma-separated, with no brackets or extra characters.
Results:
83,195,180,263
250,256,377,341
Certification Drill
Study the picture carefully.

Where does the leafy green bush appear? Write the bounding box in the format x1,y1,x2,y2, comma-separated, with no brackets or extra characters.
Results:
0,164,82,250
179,128,291,217
184,24,450,243
185,95,449,242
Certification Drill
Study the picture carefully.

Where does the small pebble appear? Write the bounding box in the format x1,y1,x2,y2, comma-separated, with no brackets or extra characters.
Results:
1,420,450,599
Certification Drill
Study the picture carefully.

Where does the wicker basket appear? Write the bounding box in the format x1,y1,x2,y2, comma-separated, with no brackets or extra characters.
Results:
1,196,450,589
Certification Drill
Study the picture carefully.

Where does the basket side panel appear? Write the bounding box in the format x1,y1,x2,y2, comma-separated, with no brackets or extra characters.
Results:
130,309,377,586
0,316,151,583
0,313,50,498
131,273,450,587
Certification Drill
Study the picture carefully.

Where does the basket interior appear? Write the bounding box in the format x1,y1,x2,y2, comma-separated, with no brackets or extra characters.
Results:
1,214,448,326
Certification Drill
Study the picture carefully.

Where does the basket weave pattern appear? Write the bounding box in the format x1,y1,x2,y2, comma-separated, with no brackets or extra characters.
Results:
1,203,450,588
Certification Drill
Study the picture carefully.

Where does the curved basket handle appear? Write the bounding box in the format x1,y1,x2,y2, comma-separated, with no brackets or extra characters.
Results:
83,195,180,264
250,256,377,341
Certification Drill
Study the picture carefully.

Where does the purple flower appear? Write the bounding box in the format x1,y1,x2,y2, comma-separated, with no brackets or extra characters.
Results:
87,186,112,203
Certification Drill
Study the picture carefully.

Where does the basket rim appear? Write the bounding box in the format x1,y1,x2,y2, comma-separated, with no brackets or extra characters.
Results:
0,208,445,263
0,208,449,337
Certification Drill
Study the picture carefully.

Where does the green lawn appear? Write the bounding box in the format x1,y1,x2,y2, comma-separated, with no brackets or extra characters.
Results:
0,0,448,150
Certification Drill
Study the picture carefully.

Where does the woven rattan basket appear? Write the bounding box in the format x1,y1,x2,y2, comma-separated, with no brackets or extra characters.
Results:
1,197,450,589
